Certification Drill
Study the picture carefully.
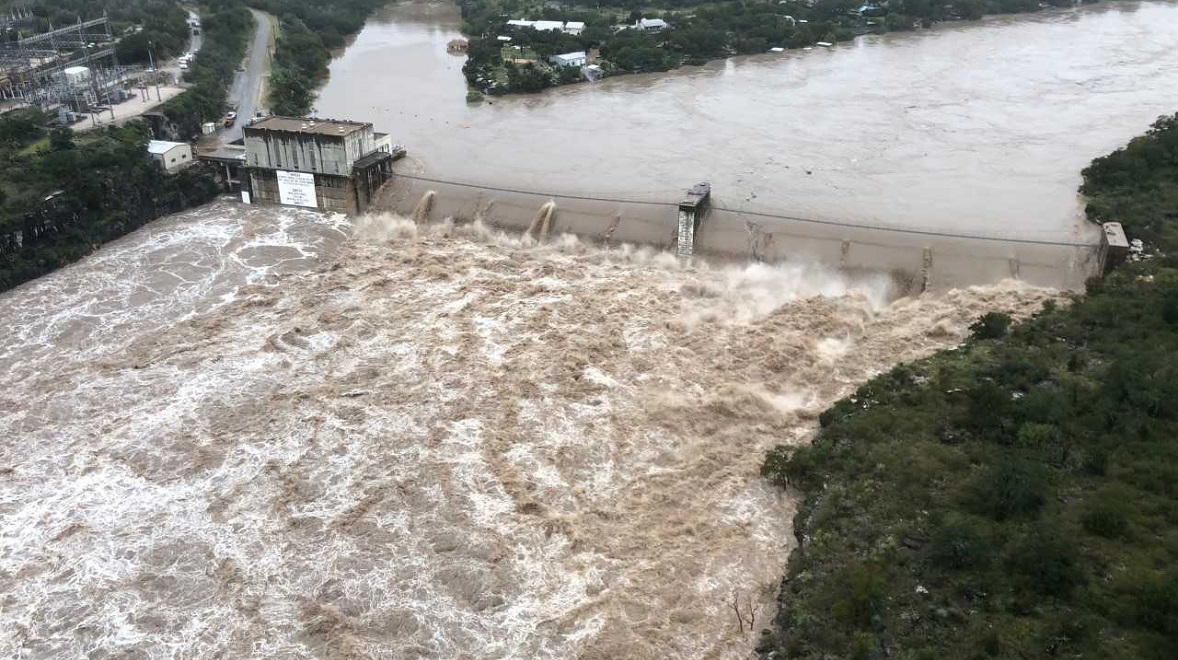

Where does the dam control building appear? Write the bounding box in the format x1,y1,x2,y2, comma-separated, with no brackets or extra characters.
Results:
242,117,400,215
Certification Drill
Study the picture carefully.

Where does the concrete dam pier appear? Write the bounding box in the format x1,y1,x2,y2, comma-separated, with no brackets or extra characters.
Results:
375,174,1101,293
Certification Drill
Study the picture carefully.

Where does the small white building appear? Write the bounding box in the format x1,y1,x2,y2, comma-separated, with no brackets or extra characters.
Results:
508,18,584,33
638,18,668,33
148,140,193,173
62,66,90,86
550,51,588,68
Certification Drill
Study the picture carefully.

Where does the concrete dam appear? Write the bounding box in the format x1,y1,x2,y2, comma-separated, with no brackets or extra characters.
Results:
375,173,1102,293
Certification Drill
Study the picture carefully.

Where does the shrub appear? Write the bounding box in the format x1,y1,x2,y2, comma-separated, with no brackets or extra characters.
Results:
1081,500,1130,539
833,561,889,629
968,456,1048,520
1008,530,1084,597
930,520,990,569
970,312,1012,339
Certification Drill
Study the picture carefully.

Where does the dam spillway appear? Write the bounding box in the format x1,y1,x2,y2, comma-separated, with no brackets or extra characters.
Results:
374,175,1100,292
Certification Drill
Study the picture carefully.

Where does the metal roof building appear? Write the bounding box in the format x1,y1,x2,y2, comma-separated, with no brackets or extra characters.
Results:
147,140,193,173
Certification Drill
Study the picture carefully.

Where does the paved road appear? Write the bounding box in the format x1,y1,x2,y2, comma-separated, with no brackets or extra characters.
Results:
160,11,203,82
221,8,274,144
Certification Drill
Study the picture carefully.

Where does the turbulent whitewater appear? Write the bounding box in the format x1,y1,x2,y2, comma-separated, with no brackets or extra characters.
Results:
0,202,1060,659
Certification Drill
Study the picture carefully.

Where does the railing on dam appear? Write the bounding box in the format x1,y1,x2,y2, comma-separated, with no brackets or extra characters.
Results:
376,172,1101,293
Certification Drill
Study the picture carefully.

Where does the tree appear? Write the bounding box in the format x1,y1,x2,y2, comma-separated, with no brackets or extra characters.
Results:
505,62,551,93
49,128,75,151
269,69,314,116
970,311,1012,339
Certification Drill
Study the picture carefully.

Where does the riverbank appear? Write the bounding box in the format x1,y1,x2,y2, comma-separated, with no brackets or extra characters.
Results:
254,0,391,116
758,113,1178,658
0,2,251,293
457,0,1143,96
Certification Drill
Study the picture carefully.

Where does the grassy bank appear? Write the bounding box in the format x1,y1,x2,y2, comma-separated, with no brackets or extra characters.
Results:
758,114,1178,659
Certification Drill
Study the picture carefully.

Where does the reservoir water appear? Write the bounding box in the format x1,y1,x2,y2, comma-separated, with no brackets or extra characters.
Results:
315,1,1178,245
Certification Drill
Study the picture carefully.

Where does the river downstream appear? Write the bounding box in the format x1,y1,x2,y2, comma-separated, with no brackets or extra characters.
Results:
0,203,1060,659
316,1,1178,247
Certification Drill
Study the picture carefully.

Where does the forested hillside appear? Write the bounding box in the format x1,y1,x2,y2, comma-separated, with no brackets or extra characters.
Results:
759,114,1178,659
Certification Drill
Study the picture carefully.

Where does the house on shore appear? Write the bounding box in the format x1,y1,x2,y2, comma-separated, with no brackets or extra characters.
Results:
550,51,588,68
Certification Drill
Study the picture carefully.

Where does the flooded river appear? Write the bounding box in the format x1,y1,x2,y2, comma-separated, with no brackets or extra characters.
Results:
316,1,1178,247
3,3,1175,658
0,204,1059,658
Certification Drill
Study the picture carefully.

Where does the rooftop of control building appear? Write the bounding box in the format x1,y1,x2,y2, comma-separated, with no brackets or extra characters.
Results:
245,117,371,138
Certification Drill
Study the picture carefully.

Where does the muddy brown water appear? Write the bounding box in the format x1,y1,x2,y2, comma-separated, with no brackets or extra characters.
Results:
4,2,1176,658
314,0,1178,289
0,203,1062,658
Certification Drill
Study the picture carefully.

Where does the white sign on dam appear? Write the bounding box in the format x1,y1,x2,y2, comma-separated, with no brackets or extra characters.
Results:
276,170,317,208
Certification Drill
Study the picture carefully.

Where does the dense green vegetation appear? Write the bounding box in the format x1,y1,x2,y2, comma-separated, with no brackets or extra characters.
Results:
158,1,252,140
0,118,218,292
459,0,1121,94
252,0,390,116
0,0,191,65
759,113,1178,659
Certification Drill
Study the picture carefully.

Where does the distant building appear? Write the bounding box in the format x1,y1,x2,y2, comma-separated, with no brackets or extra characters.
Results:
147,140,193,173
243,117,399,215
582,64,605,81
550,51,588,68
506,18,587,35
638,18,668,33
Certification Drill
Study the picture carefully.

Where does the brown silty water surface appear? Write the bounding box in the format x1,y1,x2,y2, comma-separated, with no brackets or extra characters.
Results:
314,0,1178,279
0,203,1063,658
